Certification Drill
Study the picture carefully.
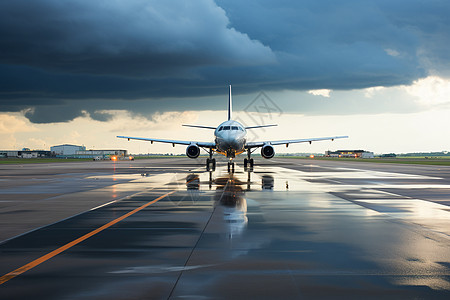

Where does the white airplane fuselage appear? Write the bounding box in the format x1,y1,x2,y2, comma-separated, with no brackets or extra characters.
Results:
117,85,348,172
214,120,247,158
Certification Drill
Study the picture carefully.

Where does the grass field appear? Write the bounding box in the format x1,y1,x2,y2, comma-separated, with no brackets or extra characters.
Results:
2,156,450,166
0,156,182,164
0,158,96,164
280,156,450,166
132,155,185,159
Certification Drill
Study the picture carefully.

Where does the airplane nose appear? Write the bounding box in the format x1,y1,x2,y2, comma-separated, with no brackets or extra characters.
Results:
219,136,234,150
224,136,239,149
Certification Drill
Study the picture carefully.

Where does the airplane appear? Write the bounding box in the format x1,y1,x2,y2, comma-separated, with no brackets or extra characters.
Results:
117,85,348,172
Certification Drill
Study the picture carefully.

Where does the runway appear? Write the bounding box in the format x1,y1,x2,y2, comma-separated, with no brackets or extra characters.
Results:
0,158,449,299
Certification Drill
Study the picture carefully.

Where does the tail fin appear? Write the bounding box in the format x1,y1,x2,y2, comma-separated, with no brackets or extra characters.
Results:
228,85,232,120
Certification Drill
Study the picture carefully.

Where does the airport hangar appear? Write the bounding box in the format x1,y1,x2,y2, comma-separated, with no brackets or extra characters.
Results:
325,150,374,158
51,144,128,159
0,144,127,160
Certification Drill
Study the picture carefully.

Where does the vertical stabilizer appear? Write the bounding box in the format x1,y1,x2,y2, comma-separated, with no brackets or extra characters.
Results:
228,85,232,120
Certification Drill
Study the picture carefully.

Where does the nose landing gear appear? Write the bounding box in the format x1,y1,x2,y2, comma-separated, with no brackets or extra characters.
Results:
227,161,235,173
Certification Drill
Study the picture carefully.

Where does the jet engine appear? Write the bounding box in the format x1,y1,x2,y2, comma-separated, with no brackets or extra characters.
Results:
261,144,275,159
186,144,200,158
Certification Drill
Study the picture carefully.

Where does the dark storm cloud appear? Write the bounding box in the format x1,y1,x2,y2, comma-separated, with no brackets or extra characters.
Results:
0,0,449,123
0,0,274,76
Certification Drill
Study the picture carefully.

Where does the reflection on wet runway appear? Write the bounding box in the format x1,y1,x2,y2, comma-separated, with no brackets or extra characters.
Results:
168,165,450,297
0,160,449,299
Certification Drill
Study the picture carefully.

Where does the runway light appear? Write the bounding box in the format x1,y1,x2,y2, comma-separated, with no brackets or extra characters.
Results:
129,156,134,160
111,156,117,161
310,155,315,158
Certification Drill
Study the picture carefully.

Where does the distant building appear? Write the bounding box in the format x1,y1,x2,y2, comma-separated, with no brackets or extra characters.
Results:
325,150,374,159
0,150,54,158
0,151,18,158
51,144,86,156
75,149,128,159
381,153,396,158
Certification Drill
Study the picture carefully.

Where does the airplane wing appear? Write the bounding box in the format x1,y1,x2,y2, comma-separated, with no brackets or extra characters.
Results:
117,136,215,148
245,136,348,149
245,124,278,129
182,124,217,129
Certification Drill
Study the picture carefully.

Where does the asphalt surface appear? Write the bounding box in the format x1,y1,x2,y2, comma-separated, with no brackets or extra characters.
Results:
0,157,449,299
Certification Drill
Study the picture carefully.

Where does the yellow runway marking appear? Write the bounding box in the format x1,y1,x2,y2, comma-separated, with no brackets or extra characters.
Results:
0,191,175,285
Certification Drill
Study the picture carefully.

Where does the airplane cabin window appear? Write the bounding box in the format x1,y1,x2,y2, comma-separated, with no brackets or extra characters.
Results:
231,126,238,130
223,126,230,130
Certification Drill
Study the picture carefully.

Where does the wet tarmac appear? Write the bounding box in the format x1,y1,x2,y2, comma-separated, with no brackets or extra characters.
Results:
0,158,449,299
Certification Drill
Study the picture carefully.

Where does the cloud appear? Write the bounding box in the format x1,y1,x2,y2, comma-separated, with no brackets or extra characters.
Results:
0,113,38,134
308,89,332,97
364,86,385,98
0,0,275,77
0,113,39,149
403,76,450,106
0,0,449,123
385,49,400,57
104,110,199,132
24,105,83,124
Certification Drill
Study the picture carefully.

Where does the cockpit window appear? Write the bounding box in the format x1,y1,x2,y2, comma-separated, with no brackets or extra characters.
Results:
231,126,238,130
223,126,230,130
239,127,244,131
218,126,223,131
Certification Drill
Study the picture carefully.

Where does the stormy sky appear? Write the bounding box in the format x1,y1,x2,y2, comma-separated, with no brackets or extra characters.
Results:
1,0,450,124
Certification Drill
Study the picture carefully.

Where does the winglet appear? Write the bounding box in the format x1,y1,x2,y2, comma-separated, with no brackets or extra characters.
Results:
228,85,232,121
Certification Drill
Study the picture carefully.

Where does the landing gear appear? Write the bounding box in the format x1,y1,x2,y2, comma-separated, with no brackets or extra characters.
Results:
206,148,216,171
206,158,216,171
243,158,254,170
227,161,235,173
244,150,254,171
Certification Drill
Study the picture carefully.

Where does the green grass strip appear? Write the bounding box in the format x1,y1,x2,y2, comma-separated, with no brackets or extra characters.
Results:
278,156,450,166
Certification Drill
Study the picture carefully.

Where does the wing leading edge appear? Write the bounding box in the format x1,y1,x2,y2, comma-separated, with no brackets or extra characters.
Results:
245,124,278,129
245,135,349,149
117,136,215,148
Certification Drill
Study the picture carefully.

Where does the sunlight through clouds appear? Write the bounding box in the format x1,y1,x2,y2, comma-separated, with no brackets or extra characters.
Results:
0,113,38,134
403,76,450,106
0,113,39,149
363,86,385,98
1,1,450,154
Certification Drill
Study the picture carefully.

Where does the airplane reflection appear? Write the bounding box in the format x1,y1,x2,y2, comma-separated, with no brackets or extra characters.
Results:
261,175,274,190
186,172,251,239
214,175,248,239
184,170,283,238
186,174,200,190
